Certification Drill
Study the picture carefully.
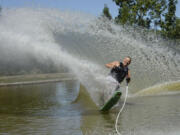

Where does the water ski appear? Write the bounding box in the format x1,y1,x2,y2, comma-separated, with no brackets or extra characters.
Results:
100,91,122,112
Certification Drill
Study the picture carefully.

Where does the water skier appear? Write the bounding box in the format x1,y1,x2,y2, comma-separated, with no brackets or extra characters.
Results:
105,56,131,91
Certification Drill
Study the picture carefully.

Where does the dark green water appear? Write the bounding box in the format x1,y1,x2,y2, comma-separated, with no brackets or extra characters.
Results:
0,81,180,135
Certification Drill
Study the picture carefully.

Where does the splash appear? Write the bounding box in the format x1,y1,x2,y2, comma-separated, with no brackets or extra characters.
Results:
0,8,179,105
133,81,180,97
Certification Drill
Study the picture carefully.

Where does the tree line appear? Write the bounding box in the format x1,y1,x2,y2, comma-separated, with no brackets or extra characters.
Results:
102,0,180,40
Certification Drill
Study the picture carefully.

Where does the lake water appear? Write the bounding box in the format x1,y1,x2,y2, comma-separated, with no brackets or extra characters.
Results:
0,81,180,135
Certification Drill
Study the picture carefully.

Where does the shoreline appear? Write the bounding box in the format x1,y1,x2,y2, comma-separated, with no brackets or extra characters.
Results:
0,73,76,87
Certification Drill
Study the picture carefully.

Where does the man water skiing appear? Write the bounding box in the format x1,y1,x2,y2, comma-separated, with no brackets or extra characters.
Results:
105,56,131,91
100,56,131,110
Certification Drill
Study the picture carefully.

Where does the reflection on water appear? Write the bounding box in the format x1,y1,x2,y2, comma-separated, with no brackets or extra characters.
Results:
0,81,83,135
0,81,180,135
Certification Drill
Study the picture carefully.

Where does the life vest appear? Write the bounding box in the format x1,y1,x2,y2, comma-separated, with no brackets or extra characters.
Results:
110,62,128,83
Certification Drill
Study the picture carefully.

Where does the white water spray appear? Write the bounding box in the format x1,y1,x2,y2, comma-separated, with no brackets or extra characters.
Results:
0,8,179,106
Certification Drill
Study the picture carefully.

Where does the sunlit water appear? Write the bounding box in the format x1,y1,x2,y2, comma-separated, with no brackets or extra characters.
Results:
0,7,179,135
0,81,180,135
0,8,179,106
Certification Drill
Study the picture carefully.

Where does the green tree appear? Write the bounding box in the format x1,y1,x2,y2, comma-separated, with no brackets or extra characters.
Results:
173,18,180,39
162,0,178,38
102,4,112,20
114,0,134,25
113,0,167,29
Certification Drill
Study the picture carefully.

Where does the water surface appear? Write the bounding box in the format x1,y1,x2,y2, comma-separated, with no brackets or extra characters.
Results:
0,81,180,135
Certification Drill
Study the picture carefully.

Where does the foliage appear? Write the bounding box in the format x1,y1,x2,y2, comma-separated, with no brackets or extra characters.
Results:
162,0,178,39
173,18,180,39
111,0,179,39
113,0,167,29
102,4,112,20
109,0,180,39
